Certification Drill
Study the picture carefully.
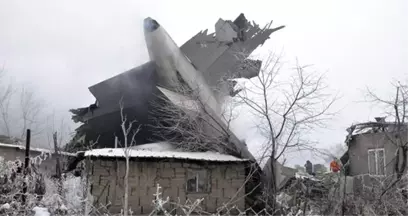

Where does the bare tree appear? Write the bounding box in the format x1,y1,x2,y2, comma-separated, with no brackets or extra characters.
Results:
46,113,71,151
19,86,45,138
365,82,408,197
46,113,71,181
0,68,45,141
149,79,242,157
118,98,140,216
0,66,14,137
236,52,338,210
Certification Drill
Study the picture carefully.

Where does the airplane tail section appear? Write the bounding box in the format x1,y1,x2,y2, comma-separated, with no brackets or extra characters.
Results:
180,14,284,100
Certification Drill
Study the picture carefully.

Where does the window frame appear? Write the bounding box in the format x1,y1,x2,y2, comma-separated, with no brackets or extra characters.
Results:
185,168,211,194
367,148,386,176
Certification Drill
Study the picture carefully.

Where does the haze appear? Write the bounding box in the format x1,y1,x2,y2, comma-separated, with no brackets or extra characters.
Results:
1,0,407,166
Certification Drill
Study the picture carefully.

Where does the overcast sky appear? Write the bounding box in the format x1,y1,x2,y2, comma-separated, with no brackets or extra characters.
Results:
1,0,407,166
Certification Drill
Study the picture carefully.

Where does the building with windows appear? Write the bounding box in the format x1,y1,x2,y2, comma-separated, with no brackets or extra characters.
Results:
79,142,250,215
343,131,390,176
340,117,408,197
341,117,406,177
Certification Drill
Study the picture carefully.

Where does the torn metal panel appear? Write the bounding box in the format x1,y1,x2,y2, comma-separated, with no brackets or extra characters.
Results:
181,30,229,75
214,18,238,43
180,14,285,101
75,61,157,123
262,157,298,191
68,63,165,150
89,61,157,110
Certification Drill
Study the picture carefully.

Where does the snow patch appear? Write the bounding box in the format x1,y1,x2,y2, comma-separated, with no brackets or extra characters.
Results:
295,172,321,182
85,143,248,162
33,207,50,216
0,203,10,210
130,142,175,151
60,204,68,211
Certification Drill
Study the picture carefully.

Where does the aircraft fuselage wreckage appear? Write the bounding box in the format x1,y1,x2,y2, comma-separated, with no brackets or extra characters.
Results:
69,13,284,160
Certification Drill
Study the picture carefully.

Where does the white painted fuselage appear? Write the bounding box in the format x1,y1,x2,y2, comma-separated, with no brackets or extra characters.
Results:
144,19,221,115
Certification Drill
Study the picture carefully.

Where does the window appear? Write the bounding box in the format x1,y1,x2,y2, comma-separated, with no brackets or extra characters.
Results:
368,148,385,175
186,169,210,193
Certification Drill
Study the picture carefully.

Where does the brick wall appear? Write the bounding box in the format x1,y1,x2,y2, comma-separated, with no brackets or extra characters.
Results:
86,158,247,215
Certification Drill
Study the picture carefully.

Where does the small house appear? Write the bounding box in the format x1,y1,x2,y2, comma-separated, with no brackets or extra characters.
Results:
341,118,407,177
79,142,250,215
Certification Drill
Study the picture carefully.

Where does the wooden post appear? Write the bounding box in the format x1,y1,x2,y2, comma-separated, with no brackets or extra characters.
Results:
53,131,63,198
22,129,31,205
53,131,62,178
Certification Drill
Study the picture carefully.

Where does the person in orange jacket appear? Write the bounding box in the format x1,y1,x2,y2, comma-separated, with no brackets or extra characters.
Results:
330,157,341,173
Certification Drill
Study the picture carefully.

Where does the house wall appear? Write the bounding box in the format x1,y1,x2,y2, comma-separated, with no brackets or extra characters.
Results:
0,146,70,175
86,158,247,215
348,132,407,176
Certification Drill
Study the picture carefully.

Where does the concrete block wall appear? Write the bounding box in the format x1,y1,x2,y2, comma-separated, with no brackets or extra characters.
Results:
87,158,247,215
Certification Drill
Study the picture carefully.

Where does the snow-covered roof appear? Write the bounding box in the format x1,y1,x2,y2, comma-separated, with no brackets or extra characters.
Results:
0,142,76,157
84,142,248,162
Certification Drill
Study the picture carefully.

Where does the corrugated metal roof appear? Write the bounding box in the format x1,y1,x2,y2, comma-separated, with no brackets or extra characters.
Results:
84,146,248,162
